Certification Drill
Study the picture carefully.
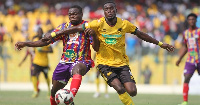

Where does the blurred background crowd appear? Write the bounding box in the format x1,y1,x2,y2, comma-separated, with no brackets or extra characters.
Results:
0,0,200,85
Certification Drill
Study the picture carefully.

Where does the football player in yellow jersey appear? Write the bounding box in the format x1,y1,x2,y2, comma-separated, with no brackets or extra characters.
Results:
31,27,53,98
42,2,175,105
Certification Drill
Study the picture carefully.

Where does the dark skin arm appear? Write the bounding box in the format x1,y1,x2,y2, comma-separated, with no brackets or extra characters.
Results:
42,25,83,43
37,46,53,53
42,24,174,52
15,39,51,51
176,43,188,66
42,26,100,52
84,28,100,52
134,30,175,52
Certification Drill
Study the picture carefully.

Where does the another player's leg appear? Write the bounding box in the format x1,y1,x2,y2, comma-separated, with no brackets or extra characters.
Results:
42,67,51,97
31,64,40,98
93,70,100,98
50,80,66,105
70,62,88,97
178,62,195,105
178,74,192,105
31,75,39,98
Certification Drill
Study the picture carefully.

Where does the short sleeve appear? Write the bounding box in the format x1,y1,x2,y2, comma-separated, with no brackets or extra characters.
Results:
85,19,100,32
123,20,138,34
51,23,68,43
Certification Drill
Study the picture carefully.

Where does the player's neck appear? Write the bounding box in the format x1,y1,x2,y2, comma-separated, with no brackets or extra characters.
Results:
71,20,83,26
189,26,197,31
105,17,117,27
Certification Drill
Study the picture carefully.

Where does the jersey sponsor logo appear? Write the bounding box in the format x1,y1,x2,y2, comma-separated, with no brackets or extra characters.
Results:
105,38,117,44
102,34,122,44
64,49,75,58
190,51,197,56
102,34,122,38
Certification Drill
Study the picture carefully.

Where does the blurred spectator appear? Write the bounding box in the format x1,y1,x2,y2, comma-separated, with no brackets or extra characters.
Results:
0,23,6,58
196,15,200,28
125,34,137,61
142,65,152,84
21,13,29,37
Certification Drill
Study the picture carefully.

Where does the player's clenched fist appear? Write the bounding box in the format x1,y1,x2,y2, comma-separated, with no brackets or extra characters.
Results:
160,44,175,52
84,28,96,36
15,42,26,50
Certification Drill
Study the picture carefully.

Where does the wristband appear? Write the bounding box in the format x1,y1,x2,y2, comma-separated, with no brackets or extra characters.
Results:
158,41,163,46
51,32,56,37
82,24,85,30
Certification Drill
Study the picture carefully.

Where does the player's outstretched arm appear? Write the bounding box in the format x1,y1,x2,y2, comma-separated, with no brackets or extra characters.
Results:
42,25,83,42
84,28,100,52
176,44,187,66
15,39,51,51
134,30,175,52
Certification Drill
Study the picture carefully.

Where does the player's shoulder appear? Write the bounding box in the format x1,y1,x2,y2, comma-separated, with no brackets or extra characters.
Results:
183,29,189,33
88,17,104,26
91,17,105,23
117,17,131,24
56,22,69,29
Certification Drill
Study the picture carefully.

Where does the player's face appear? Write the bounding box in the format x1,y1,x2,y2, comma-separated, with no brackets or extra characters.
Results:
68,8,83,25
103,3,117,20
187,16,196,27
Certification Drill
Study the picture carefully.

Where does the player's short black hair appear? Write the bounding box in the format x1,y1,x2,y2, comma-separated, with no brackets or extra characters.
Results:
103,1,116,8
69,5,82,13
187,13,197,19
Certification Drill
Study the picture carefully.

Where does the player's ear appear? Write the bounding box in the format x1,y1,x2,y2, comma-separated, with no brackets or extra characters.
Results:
81,12,83,17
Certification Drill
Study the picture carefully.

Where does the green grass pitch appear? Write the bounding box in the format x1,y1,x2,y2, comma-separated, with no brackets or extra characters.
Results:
0,91,199,105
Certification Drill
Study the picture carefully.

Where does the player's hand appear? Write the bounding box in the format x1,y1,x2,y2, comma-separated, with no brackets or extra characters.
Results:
176,59,181,66
15,42,26,51
42,33,52,44
84,28,96,37
160,44,175,52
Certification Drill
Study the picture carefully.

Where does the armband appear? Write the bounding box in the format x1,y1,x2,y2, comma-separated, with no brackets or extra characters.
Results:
51,32,56,37
158,41,163,46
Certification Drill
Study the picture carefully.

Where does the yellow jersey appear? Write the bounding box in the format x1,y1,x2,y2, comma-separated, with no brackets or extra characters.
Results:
33,38,51,67
86,17,137,67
